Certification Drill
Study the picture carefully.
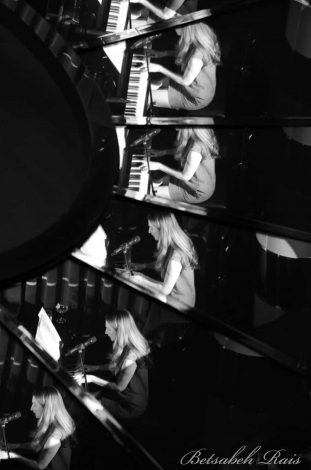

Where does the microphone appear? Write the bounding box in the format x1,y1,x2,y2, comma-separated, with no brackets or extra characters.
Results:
131,33,163,50
65,336,97,357
0,411,22,425
129,130,161,147
111,236,141,256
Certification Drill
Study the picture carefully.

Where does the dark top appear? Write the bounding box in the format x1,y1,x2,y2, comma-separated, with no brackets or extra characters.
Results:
39,426,71,470
169,139,215,202
100,358,149,419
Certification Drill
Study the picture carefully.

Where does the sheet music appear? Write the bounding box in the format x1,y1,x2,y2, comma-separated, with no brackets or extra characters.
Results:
103,42,126,73
35,308,61,361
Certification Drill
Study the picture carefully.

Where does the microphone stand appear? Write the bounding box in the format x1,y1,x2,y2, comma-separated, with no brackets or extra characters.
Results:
78,348,88,391
142,134,156,196
123,247,133,275
1,422,10,460
144,45,154,123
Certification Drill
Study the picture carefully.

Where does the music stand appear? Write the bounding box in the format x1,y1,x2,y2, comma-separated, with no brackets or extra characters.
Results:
142,133,156,196
144,46,154,122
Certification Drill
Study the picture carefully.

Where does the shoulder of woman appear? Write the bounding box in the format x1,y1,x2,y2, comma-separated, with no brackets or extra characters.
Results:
170,249,183,263
190,142,203,154
122,351,137,369
43,434,61,449
191,48,204,61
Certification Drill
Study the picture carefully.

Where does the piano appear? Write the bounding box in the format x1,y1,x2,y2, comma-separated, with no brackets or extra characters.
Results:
123,50,150,117
45,0,130,33
104,0,130,33
104,44,152,117
116,127,151,194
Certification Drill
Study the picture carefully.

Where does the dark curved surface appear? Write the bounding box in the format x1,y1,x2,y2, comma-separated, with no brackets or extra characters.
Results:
0,0,118,284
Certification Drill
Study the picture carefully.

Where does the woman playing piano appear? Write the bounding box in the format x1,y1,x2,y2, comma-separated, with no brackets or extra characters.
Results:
143,128,219,204
0,386,75,469
76,309,151,420
149,22,221,110
130,212,198,309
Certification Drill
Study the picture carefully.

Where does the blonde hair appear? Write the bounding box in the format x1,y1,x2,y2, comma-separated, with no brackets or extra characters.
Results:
175,128,219,165
177,22,221,68
148,212,198,273
106,309,150,373
32,387,75,444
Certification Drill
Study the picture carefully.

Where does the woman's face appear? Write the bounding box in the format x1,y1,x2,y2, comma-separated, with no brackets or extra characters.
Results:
148,221,160,241
31,397,43,419
105,321,117,342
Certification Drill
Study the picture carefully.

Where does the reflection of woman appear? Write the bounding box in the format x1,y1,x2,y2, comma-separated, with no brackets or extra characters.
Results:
0,387,75,470
147,128,219,203
130,0,198,21
150,23,221,110
77,309,150,419
130,212,198,308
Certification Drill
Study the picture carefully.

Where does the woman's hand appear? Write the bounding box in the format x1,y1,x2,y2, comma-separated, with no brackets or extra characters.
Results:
148,161,162,171
0,450,19,459
128,273,144,285
140,161,162,172
149,63,163,73
74,372,93,385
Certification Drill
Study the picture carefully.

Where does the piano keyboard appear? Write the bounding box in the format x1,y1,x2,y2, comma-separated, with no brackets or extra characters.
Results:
116,128,150,194
124,52,149,117
106,0,129,33
128,154,149,194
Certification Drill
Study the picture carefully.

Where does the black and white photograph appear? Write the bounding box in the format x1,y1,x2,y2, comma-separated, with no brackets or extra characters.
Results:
0,0,311,469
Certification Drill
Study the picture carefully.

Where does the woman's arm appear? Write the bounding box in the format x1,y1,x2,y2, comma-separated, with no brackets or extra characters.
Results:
131,0,177,19
0,438,61,469
149,150,202,182
131,258,182,296
150,56,204,87
86,363,137,392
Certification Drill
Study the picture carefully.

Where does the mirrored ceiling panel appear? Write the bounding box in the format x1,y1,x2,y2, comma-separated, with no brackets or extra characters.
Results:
37,0,311,122
114,125,311,239
0,314,162,469
1,259,311,469
66,197,311,373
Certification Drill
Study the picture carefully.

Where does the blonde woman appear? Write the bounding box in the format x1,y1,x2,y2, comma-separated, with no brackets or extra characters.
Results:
0,386,75,469
145,128,219,203
77,309,150,419
130,212,198,309
149,22,221,110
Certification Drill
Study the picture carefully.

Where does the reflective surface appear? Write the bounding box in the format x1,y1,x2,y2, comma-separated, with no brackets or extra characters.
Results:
1,255,311,469
70,198,311,371
114,126,311,239
0,312,162,469
37,0,311,121
0,0,118,283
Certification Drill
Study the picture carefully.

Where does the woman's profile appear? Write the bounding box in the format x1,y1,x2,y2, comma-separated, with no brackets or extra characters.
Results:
129,212,198,309
0,386,75,470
